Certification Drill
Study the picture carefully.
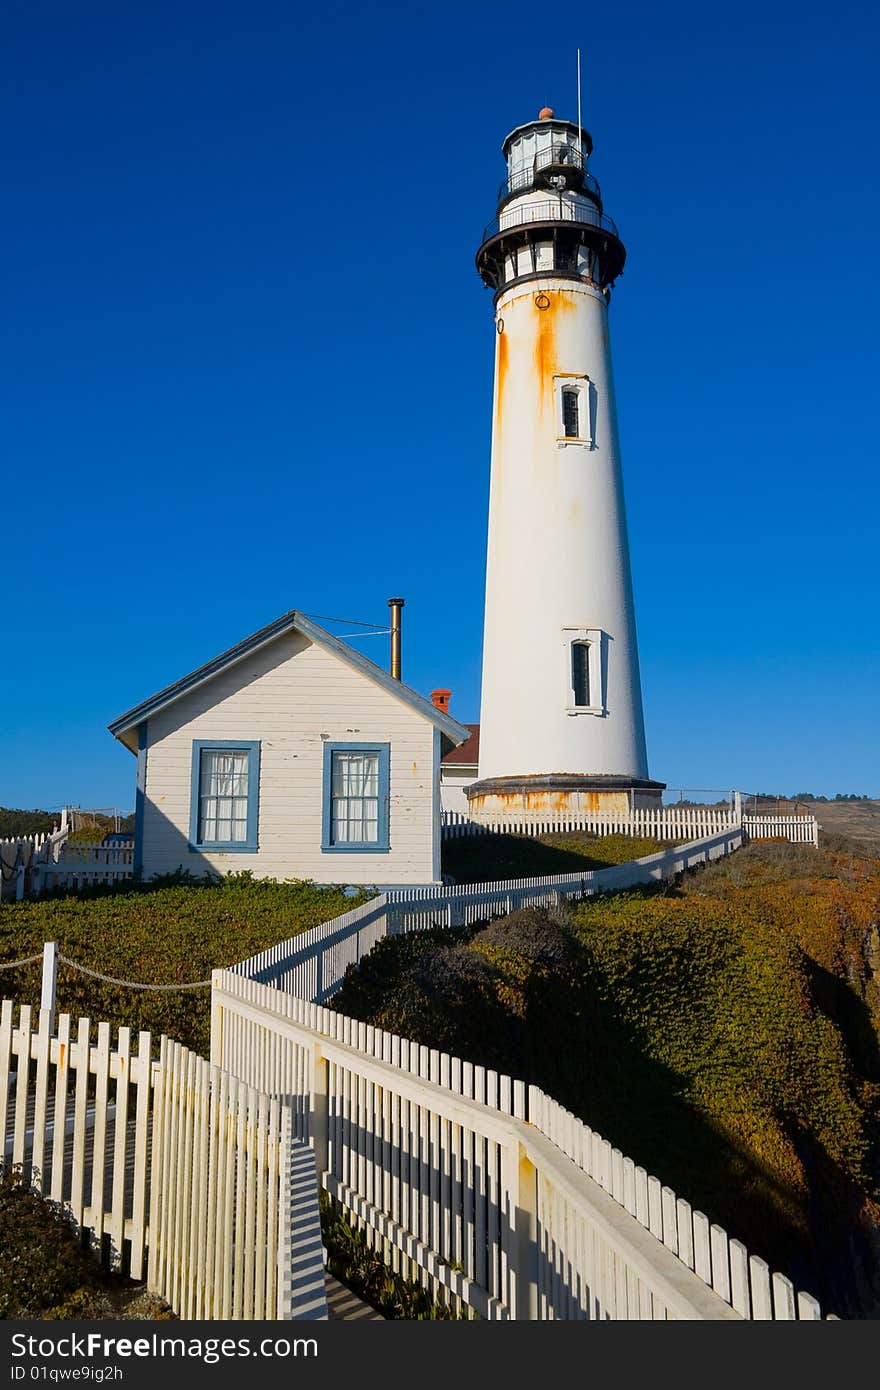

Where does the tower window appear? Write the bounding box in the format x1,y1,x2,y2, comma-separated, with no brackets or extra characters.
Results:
571,641,590,706
563,628,605,714
554,376,592,446
562,388,580,439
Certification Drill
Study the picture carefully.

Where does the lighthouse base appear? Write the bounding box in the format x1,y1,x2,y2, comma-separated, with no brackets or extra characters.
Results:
465,774,666,824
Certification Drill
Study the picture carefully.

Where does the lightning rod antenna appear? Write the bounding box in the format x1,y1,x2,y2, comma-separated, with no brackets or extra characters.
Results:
577,47,583,152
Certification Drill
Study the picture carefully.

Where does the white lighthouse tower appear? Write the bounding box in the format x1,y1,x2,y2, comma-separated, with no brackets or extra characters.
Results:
468,107,663,820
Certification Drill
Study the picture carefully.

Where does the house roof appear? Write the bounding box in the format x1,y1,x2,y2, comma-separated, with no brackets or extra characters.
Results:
441,723,480,766
108,609,472,752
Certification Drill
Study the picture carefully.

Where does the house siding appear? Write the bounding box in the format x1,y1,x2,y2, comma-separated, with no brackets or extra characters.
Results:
140,631,439,884
440,764,478,814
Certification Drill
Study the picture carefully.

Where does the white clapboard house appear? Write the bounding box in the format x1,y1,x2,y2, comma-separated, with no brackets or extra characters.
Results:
109,610,470,885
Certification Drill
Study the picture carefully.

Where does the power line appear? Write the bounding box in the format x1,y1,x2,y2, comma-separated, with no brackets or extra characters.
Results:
302,611,387,630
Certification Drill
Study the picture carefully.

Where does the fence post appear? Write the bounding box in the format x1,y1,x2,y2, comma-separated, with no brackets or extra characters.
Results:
277,1106,294,1319
41,941,58,1032
210,974,223,1068
311,1043,329,1178
514,1145,539,1320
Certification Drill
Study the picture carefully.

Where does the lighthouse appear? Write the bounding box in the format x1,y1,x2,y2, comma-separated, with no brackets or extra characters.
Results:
468,108,663,819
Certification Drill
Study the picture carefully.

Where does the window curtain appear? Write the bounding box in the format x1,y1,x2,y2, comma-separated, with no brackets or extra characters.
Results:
331,751,379,843
199,750,249,843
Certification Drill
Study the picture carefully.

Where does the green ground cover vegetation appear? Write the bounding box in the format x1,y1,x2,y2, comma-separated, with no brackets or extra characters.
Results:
332,839,880,1317
441,829,665,883
0,874,367,1056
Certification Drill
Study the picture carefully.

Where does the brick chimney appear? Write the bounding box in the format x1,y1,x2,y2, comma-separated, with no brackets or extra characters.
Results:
431,689,451,715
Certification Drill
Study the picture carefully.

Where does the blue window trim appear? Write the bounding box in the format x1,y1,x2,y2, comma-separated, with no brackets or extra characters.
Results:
189,740,260,852
321,742,390,853
134,721,147,879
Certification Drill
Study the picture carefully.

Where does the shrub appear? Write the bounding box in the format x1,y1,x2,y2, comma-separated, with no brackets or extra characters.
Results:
332,928,520,1070
471,906,578,968
0,1167,106,1318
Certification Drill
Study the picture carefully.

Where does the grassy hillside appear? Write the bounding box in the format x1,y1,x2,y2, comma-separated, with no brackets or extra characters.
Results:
0,875,367,1055
814,801,880,853
332,840,880,1316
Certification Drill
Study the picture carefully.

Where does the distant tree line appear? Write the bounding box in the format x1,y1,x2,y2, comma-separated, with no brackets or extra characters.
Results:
789,793,873,803
0,808,59,838
0,808,135,839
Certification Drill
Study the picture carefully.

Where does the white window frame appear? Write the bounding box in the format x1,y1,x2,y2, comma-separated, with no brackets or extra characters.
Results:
554,375,591,448
562,628,605,715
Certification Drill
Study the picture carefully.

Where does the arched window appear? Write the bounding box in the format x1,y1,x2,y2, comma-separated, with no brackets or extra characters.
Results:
562,386,580,440
555,377,591,445
563,628,605,714
571,641,591,707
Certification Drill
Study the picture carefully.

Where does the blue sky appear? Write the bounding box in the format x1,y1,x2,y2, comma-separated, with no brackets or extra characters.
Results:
2,0,877,812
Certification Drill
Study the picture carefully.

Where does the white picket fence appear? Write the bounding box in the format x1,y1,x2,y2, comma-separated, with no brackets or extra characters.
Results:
441,807,739,841
216,825,828,1319
30,844,135,895
0,1000,327,1320
742,814,820,846
2,809,817,903
0,826,69,902
441,807,820,848
212,988,820,1316
232,831,742,1003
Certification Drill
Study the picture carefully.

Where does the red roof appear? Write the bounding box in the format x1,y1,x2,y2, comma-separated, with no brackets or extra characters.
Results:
442,723,479,766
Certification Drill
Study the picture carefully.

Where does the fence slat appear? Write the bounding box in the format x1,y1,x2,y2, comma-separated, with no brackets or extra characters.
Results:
710,1224,731,1304
89,1020,111,1245
693,1211,712,1285
772,1272,796,1320
0,1000,13,1160
49,1012,71,1204
69,1017,90,1228
749,1255,773,1319
129,1031,152,1280
12,1005,33,1171
729,1239,750,1317
107,1027,131,1267
31,1009,52,1192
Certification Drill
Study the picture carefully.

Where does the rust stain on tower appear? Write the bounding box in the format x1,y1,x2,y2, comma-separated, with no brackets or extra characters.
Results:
494,322,508,449
467,787,628,816
531,291,578,402
532,298,555,385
